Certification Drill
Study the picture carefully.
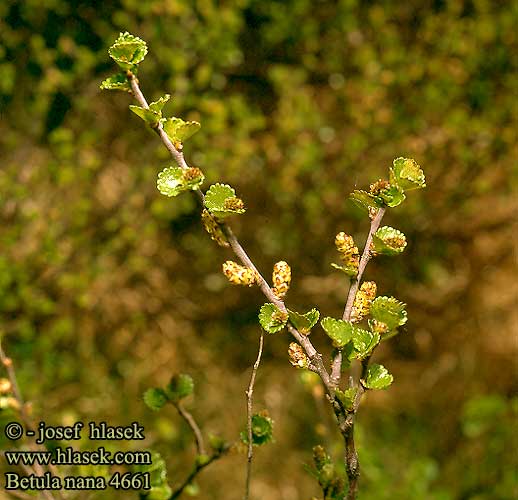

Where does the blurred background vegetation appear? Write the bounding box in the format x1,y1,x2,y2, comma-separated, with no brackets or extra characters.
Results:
0,0,517,498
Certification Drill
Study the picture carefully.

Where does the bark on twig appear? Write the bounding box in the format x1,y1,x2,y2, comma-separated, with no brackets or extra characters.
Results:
244,333,264,500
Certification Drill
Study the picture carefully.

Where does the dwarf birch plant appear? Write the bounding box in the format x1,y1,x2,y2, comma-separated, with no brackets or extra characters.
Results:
101,32,426,500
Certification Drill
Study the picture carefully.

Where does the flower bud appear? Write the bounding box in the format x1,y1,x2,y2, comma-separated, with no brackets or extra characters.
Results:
335,233,359,271
201,209,229,247
288,342,308,369
351,281,377,323
272,261,291,299
222,261,257,286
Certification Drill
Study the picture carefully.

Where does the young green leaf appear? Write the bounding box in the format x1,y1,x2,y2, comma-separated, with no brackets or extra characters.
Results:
143,388,168,411
149,94,171,114
363,363,394,390
320,317,354,348
208,433,228,454
351,327,380,359
132,451,172,499
372,226,407,255
259,303,288,334
129,95,171,128
166,374,194,402
108,32,148,71
100,73,131,92
204,183,245,218
377,184,406,207
335,387,358,411
350,190,383,212
287,308,320,334
390,157,426,191
370,296,407,330
157,166,204,197
330,263,358,277
162,117,201,148
240,412,274,446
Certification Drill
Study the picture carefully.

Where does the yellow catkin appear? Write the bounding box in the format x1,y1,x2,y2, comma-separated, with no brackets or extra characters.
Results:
351,281,377,323
222,261,257,287
335,232,359,271
201,209,229,247
272,261,291,299
288,342,308,369
0,378,12,394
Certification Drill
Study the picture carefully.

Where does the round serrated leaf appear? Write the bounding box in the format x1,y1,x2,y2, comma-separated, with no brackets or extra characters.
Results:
320,317,354,348
288,308,320,334
157,167,185,197
363,363,394,390
162,117,201,147
259,303,288,334
100,73,131,92
143,388,168,411
351,327,380,359
108,32,148,70
166,374,194,402
240,413,274,446
372,226,407,255
350,190,384,212
370,296,407,330
378,185,406,207
205,183,245,218
130,105,161,127
390,157,426,191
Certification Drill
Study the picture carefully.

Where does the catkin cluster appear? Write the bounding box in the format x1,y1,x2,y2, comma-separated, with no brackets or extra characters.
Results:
335,232,359,273
272,261,291,299
222,261,257,287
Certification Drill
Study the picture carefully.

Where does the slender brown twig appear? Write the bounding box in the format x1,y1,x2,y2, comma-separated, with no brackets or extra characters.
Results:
174,401,206,456
244,332,264,500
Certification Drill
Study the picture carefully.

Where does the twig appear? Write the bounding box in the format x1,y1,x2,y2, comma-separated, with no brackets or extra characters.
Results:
244,333,264,500
126,73,334,397
169,448,230,500
174,402,206,456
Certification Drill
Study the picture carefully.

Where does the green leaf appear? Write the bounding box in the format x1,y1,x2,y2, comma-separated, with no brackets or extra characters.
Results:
129,95,171,127
162,117,201,147
370,296,407,330
320,317,354,348
204,183,245,218
363,363,394,390
378,185,406,207
350,190,383,212
240,412,274,446
108,32,148,70
157,166,204,197
372,226,407,255
288,308,320,334
100,72,131,92
330,262,358,278
335,387,357,411
166,374,194,402
259,303,288,334
390,157,426,191
351,327,380,359
143,388,168,411
195,454,210,467
132,451,172,499
208,433,227,453
129,105,161,127
149,94,171,114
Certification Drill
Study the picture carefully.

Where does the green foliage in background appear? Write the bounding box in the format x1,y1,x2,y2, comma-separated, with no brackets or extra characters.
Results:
1,0,516,498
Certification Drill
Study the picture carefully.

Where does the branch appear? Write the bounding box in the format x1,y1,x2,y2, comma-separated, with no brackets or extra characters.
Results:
174,402,206,457
168,447,230,500
126,73,333,396
244,332,264,500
